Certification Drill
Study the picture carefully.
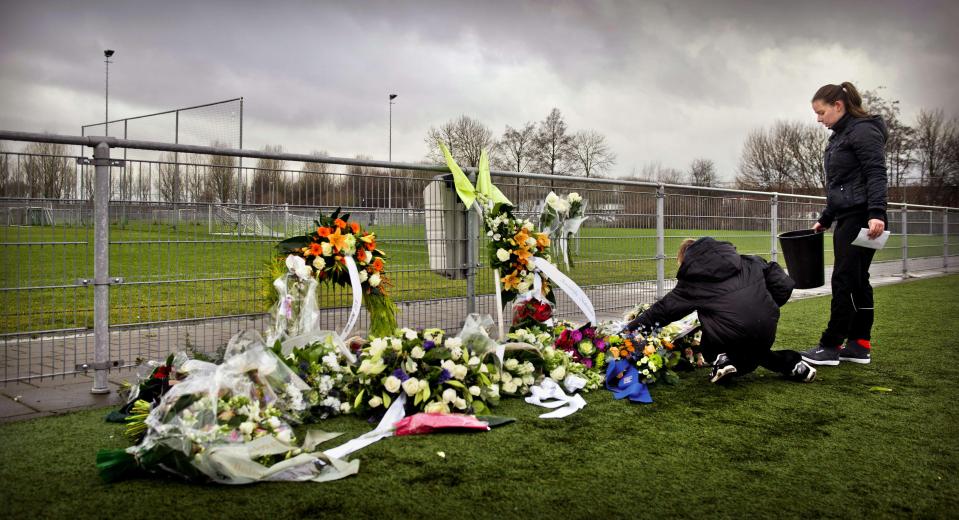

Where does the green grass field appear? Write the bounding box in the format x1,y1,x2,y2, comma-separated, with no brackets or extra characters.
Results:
0,222,949,334
0,275,956,518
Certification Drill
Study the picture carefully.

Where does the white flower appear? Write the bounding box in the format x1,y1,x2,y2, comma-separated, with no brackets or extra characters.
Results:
390,338,403,351
522,220,534,231
359,270,369,282
453,364,468,380
402,377,420,396
493,233,501,241
453,397,468,410
501,371,513,384
403,328,418,340
424,401,449,414
362,249,373,264
442,388,457,403
339,403,351,414
369,273,382,287
496,248,511,262
487,230,494,237
445,337,463,350
384,375,402,393
550,365,567,381
525,237,537,248
642,369,650,376
418,379,429,392
516,281,531,293
468,356,480,367
410,346,425,359
469,385,481,396
312,256,325,269
320,242,332,255
504,358,519,371
568,192,581,203
523,374,535,386
487,384,500,399
342,234,357,255
369,337,388,357
480,363,489,373
275,428,293,444
503,380,519,394
239,421,255,435
545,192,560,209
449,345,463,360
358,358,385,375
368,395,383,408
267,416,282,430
321,353,340,370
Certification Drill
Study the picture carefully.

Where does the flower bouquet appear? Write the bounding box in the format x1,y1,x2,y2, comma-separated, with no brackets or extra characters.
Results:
96,331,358,484
271,332,353,421
350,327,496,416
539,191,586,269
276,208,397,337
484,202,554,308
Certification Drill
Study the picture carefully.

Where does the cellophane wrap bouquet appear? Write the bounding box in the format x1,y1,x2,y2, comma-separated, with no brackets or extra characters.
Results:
538,191,586,269
349,319,500,417
483,200,554,308
276,208,397,337
96,331,358,484
271,331,354,422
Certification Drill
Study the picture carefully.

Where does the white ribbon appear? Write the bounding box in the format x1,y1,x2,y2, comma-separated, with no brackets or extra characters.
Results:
341,255,363,341
532,256,596,325
524,377,587,419
323,393,407,460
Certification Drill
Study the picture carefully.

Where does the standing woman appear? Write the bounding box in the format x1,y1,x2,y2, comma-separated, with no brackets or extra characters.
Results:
801,82,888,366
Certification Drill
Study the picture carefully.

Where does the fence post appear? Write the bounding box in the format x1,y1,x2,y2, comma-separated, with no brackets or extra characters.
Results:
770,194,779,262
92,142,111,394
466,203,477,315
901,205,909,278
655,184,665,299
945,210,950,270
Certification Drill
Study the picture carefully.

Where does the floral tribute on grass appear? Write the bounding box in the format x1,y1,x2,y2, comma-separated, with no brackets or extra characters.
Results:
539,191,587,269
275,208,397,337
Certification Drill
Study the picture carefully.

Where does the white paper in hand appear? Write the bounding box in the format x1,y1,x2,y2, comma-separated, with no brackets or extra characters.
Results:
851,228,890,250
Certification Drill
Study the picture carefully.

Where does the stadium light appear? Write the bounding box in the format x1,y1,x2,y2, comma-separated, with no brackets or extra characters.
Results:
104,50,115,136
389,93,398,162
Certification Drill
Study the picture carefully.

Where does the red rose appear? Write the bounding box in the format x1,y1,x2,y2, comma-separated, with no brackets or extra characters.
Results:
153,365,170,380
532,303,552,322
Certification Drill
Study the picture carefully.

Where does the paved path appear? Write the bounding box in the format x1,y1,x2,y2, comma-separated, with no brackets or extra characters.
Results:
2,257,956,423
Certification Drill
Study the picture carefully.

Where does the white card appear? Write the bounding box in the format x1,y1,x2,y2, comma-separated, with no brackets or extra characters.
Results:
851,228,890,250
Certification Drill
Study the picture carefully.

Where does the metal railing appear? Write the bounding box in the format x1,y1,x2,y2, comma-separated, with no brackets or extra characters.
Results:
1,130,956,388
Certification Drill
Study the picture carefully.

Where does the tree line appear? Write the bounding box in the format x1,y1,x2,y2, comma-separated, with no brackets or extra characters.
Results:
0,89,956,207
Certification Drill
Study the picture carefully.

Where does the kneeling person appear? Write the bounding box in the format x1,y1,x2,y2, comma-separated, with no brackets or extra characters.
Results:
625,237,815,384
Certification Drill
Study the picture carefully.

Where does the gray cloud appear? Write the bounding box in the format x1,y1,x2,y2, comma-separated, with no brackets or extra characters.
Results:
1,0,956,179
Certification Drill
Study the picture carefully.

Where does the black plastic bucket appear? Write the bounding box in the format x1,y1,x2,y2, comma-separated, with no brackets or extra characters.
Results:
777,229,825,289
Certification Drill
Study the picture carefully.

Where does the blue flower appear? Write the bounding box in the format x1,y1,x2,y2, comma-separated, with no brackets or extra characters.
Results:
392,368,410,382
423,340,436,351
437,368,451,383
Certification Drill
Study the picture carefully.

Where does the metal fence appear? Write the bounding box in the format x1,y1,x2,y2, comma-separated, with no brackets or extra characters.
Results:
1,130,957,388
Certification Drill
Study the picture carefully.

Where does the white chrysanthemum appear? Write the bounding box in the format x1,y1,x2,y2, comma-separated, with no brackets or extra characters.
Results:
568,192,581,203
369,273,381,287
359,270,369,282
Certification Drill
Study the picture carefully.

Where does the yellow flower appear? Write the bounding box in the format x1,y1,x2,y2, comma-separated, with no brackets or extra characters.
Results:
327,227,348,252
502,271,521,290
644,344,656,357
535,233,551,249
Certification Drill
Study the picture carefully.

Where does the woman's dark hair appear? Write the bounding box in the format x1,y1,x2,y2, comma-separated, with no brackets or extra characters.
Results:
812,81,869,118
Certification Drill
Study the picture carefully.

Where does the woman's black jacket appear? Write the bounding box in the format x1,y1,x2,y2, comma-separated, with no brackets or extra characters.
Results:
626,237,794,350
818,113,889,228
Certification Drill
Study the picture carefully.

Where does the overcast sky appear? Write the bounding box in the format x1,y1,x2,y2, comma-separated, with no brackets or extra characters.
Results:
1,0,956,182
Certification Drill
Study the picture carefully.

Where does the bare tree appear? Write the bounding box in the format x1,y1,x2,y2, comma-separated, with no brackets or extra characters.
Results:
688,158,717,187
640,161,683,184
0,143,9,196
494,122,537,172
157,152,184,203
204,141,238,203
424,115,496,167
296,151,336,206
863,87,916,191
23,142,73,199
570,130,616,178
735,121,823,191
914,109,956,204
251,145,287,205
533,108,574,175
783,122,828,189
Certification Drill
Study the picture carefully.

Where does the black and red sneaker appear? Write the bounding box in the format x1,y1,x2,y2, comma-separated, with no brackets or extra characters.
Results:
839,339,872,364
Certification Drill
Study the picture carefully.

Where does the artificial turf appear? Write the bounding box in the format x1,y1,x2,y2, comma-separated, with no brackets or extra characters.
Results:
0,274,957,519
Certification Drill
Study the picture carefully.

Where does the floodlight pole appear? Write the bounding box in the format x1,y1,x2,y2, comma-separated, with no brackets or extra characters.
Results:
104,50,114,136
388,93,397,210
